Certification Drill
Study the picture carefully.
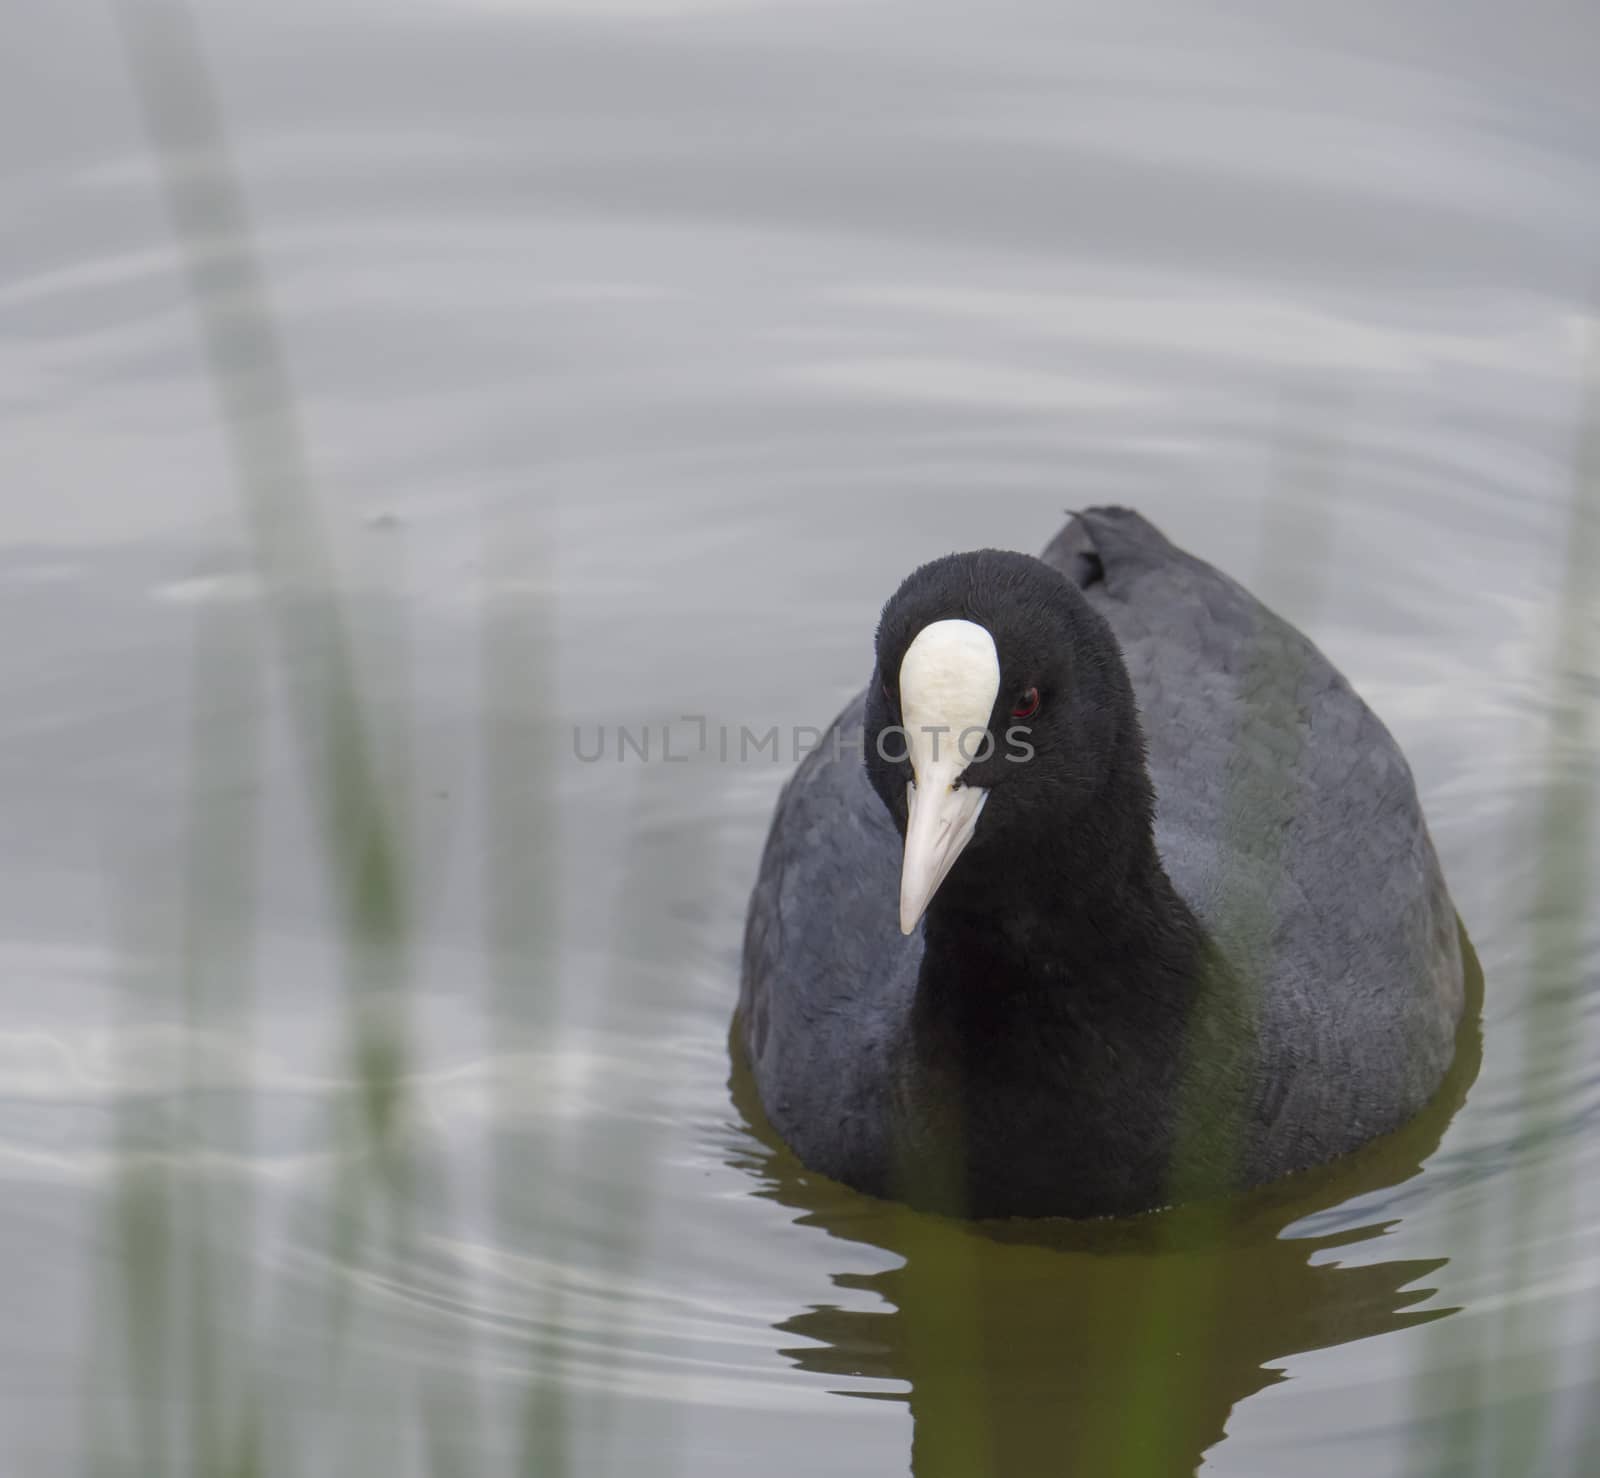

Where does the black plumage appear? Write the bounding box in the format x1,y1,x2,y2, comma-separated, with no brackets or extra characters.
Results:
737,508,1463,1219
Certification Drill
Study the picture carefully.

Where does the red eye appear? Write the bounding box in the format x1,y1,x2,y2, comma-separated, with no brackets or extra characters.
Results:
1011,686,1040,720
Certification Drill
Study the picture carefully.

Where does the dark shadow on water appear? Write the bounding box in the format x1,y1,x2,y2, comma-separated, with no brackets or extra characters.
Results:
726,928,1484,1478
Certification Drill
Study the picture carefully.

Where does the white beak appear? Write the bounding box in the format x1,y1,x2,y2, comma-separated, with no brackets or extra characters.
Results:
894,618,1001,934
899,778,989,934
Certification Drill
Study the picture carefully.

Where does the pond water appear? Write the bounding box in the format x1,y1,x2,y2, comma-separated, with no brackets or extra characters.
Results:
3,2,1598,1475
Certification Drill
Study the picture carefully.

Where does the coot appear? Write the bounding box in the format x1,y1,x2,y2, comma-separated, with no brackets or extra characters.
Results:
737,508,1463,1218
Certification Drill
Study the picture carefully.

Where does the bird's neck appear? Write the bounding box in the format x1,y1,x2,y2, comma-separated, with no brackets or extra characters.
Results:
897,778,1230,1217
916,818,1204,1010
922,728,1202,989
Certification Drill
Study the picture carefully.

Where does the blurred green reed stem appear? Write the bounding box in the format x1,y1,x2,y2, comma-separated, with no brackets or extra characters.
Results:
89,449,269,1478
479,505,694,1475
113,0,413,1180
480,513,572,1478
105,2,432,1472
109,6,673,1473
1492,321,1599,1474
1090,388,1345,1478
587,766,699,1478
175,593,265,1478
893,1209,995,1478
1416,321,1600,1478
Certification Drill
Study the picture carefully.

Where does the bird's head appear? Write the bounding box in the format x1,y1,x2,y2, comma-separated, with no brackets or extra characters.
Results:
864,549,1142,934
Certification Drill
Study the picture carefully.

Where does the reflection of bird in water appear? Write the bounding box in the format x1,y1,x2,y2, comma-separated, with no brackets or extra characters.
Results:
728,937,1479,1477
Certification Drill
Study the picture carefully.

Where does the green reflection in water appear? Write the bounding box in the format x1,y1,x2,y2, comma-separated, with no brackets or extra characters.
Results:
730,936,1481,1478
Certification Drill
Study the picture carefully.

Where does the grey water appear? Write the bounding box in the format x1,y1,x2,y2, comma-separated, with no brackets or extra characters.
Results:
2,1,1598,1474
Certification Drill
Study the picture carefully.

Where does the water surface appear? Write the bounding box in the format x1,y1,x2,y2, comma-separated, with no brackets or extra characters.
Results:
2,2,1599,1474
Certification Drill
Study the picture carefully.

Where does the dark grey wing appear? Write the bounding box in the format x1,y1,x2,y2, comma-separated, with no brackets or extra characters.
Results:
1043,509,1464,1163
738,693,916,1192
